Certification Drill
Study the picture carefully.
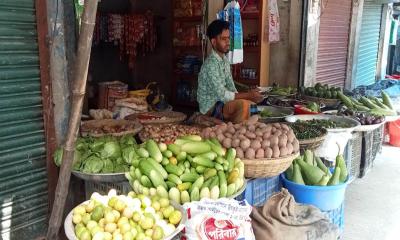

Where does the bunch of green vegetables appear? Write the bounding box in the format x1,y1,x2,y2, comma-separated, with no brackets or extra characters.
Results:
338,91,397,116
285,149,348,186
269,85,297,96
301,83,342,99
53,135,138,174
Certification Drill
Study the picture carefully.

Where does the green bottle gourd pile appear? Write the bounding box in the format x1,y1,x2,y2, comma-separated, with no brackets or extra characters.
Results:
285,147,348,186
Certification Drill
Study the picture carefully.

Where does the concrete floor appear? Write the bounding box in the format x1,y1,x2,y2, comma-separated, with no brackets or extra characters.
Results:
343,145,400,240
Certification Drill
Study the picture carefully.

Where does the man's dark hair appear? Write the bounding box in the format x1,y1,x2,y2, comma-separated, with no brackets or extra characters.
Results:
206,20,230,40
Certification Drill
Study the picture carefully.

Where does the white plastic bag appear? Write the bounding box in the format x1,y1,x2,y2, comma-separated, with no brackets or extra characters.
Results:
268,0,280,42
181,198,255,240
315,132,352,162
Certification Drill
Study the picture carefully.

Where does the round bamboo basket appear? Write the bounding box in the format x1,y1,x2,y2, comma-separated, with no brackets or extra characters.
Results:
298,131,328,151
80,119,142,137
242,152,300,178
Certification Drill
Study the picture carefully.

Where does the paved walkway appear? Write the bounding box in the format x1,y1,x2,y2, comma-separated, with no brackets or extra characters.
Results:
343,145,400,240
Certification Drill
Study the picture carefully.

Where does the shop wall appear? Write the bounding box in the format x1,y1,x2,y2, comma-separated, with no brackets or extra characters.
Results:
269,0,302,88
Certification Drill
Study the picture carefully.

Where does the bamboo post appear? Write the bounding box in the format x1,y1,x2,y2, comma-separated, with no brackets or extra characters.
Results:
46,0,99,239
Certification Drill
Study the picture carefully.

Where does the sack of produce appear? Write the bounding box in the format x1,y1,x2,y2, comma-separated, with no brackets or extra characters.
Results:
182,198,255,240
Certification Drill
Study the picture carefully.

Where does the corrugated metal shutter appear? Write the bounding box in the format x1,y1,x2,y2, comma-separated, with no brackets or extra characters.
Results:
354,1,382,87
0,0,49,239
316,0,352,87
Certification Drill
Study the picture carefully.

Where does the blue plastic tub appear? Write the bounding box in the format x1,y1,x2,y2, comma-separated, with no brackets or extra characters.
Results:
235,176,281,206
281,174,348,211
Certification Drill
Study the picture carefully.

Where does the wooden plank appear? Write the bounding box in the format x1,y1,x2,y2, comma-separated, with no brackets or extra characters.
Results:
259,0,270,87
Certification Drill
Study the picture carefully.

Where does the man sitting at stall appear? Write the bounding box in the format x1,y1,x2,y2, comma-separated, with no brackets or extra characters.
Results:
197,20,263,123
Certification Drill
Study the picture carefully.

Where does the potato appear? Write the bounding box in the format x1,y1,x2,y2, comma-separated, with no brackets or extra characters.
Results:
256,149,265,159
245,148,256,159
265,147,273,158
251,140,262,150
222,138,232,148
278,135,288,147
245,132,256,139
280,147,288,157
240,139,251,149
286,142,294,155
287,131,295,143
293,139,300,153
210,132,217,138
239,128,247,135
274,130,282,137
256,137,263,143
232,139,241,148
217,133,225,142
272,145,280,158
258,123,267,129
239,134,247,141
219,124,227,131
228,126,236,134
227,122,233,127
281,124,289,131
263,131,271,140
255,130,264,137
273,123,281,129
216,128,223,135
225,132,233,138
270,136,279,147
248,125,256,132
236,148,244,158
265,124,272,132
261,139,271,148
246,115,259,125
271,127,276,134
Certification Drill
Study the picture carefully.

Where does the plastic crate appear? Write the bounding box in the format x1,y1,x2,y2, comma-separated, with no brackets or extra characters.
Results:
344,132,362,182
84,181,131,199
235,176,281,206
359,130,375,178
322,201,345,234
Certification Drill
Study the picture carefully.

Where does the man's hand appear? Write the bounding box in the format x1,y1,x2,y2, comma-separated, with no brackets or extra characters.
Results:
247,88,264,103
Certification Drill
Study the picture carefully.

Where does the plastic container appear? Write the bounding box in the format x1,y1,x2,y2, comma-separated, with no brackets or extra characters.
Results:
235,176,281,206
84,180,131,199
294,104,320,115
322,202,345,234
344,132,362,182
281,174,348,211
372,125,384,158
359,130,375,178
388,119,400,147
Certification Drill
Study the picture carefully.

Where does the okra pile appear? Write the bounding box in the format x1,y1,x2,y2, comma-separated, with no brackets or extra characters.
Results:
125,135,245,204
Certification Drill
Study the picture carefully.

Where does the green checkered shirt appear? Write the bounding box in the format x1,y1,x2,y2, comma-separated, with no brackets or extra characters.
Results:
197,50,237,114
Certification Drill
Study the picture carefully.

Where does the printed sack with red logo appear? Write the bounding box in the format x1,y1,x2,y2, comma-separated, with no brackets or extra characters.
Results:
181,198,255,240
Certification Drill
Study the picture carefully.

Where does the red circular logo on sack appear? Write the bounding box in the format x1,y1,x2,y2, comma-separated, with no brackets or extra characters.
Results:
199,217,240,240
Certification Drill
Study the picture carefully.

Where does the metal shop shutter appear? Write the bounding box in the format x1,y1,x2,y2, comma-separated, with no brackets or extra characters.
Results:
316,0,352,87
354,1,383,87
0,0,49,239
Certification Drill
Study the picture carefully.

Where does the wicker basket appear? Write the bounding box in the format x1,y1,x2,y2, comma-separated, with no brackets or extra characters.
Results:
125,111,187,125
298,131,328,151
242,152,300,178
302,95,340,108
80,119,143,137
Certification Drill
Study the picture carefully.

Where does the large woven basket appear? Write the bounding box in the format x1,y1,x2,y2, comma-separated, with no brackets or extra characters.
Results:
242,152,300,178
125,111,186,125
298,131,328,151
80,119,143,137
302,95,339,108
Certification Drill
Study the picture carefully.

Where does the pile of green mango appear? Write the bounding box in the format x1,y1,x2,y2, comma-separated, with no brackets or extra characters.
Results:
285,149,348,186
301,83,342,99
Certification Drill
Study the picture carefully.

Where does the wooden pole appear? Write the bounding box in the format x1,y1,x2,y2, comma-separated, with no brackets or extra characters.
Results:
46,0,99,239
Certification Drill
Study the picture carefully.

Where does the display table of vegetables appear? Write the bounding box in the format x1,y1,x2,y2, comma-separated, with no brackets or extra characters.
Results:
54,135,140,182
124,136,246,204
65,190,185,240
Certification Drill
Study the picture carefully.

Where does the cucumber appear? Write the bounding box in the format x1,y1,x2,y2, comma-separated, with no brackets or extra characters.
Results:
156,186,169,199
190,187,200,201
180,173,200,183
209,176,220,189
196,166,206,174
200,187,210,199
135,168,142,180
215,157,225,164
177,182,192,191
205,140,225,156
199,152,217,161
146,158,168,179
146,140,163,163
210,138,222,147
161,158,169,166
168,174,182,185
166,181,176,189
132,159,140,168
139,160,167,189
193,156,215,168
338,92,353,109
181,135,202,142
202,176,214,189
140,175,153,188
381,90,394,110
158,143,167,152
137,148,149,158
226,183,236,197
369,108,396,116
360,97,380,109
218,171,227,198
210,186,220,200
181,142,211,154
227,169,239,184
176,152,187,162
165,164,184,176
181,191,191,204
169,187,181,204
226,148,236,172
190,176,204,192
215,163,224,171
203,168,217,180
184,161,191,169
167,144,181,155
162,150,173,158
174,139,191,146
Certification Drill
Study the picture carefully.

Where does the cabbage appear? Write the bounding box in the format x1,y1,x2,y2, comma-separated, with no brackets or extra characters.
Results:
101,141,121,159
120,135,137,148
101,159,114,173
122,146,137,164
82,155,103,173
53,147,81,170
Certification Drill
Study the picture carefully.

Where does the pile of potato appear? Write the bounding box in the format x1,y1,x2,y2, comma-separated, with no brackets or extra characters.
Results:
201,116,300,159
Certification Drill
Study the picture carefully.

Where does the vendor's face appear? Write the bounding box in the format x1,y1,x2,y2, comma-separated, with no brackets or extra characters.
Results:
212,29,230,54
